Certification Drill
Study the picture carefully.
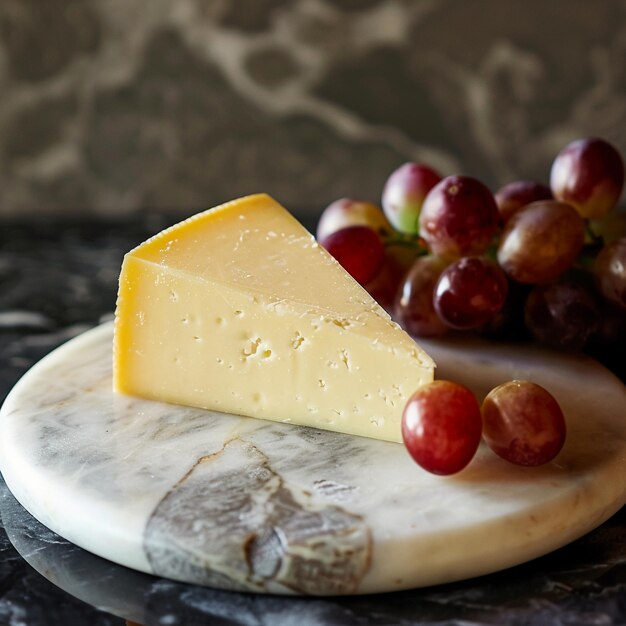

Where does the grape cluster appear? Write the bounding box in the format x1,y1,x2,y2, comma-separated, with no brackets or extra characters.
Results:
318,137,625,353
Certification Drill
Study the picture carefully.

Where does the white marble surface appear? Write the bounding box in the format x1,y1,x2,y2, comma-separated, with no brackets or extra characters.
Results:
1,323,626,595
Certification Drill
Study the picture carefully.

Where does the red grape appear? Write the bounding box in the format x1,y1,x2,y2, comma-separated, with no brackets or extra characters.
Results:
419,175,499,258
402,381,482,475
382,162,442,234
524,281,600,350
433,257,508,329
394,255,449,337
594,237,626,311
495,180,553,224
317,198,392,241
497,200,585,284
482,381,566,466
319,225,384,286
365,243,421,314
550,137,624,218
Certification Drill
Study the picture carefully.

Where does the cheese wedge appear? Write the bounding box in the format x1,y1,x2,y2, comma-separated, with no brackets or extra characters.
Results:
114,194,434,442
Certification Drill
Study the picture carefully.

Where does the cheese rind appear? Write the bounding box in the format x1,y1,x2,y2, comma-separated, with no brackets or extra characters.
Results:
114,194,434,442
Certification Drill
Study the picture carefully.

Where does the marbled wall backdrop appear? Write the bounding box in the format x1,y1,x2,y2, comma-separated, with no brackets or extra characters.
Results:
0,0,624,217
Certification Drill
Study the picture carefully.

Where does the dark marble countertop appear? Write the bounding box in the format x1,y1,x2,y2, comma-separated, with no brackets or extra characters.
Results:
0,216,625,626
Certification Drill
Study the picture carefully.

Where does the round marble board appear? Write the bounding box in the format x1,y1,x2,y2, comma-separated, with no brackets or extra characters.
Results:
1,323,626,596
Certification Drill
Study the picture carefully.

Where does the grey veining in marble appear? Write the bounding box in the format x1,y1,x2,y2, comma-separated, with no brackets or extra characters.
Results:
2,323,626,597
1,0,624,216
144,437,372,594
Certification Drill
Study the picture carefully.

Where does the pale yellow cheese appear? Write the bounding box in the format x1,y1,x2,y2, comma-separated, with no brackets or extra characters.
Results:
114,194,434,442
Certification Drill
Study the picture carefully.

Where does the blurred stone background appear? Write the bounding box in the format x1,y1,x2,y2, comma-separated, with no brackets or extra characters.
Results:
0,0,624,218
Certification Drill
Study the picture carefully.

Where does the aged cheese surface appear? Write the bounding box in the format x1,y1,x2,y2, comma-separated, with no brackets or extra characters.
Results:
113,194,434,442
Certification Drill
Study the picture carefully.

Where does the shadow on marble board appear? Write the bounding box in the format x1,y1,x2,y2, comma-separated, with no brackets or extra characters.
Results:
1,477,625,626
0,0,624,217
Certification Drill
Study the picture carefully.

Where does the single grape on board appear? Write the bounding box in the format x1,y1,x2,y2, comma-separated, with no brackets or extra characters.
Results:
482,381,566,466
402,381,482,475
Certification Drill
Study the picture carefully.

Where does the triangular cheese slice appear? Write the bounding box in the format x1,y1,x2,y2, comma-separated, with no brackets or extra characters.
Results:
114,194,434,442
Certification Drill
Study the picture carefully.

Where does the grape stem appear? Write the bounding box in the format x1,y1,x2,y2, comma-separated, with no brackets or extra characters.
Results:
574,245,602,272
585,222,604,247
384,235,429,255
484,238,500,262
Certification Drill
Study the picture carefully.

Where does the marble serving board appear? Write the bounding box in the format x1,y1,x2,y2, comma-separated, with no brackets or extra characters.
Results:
1,323,626,596
4,477,626,626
